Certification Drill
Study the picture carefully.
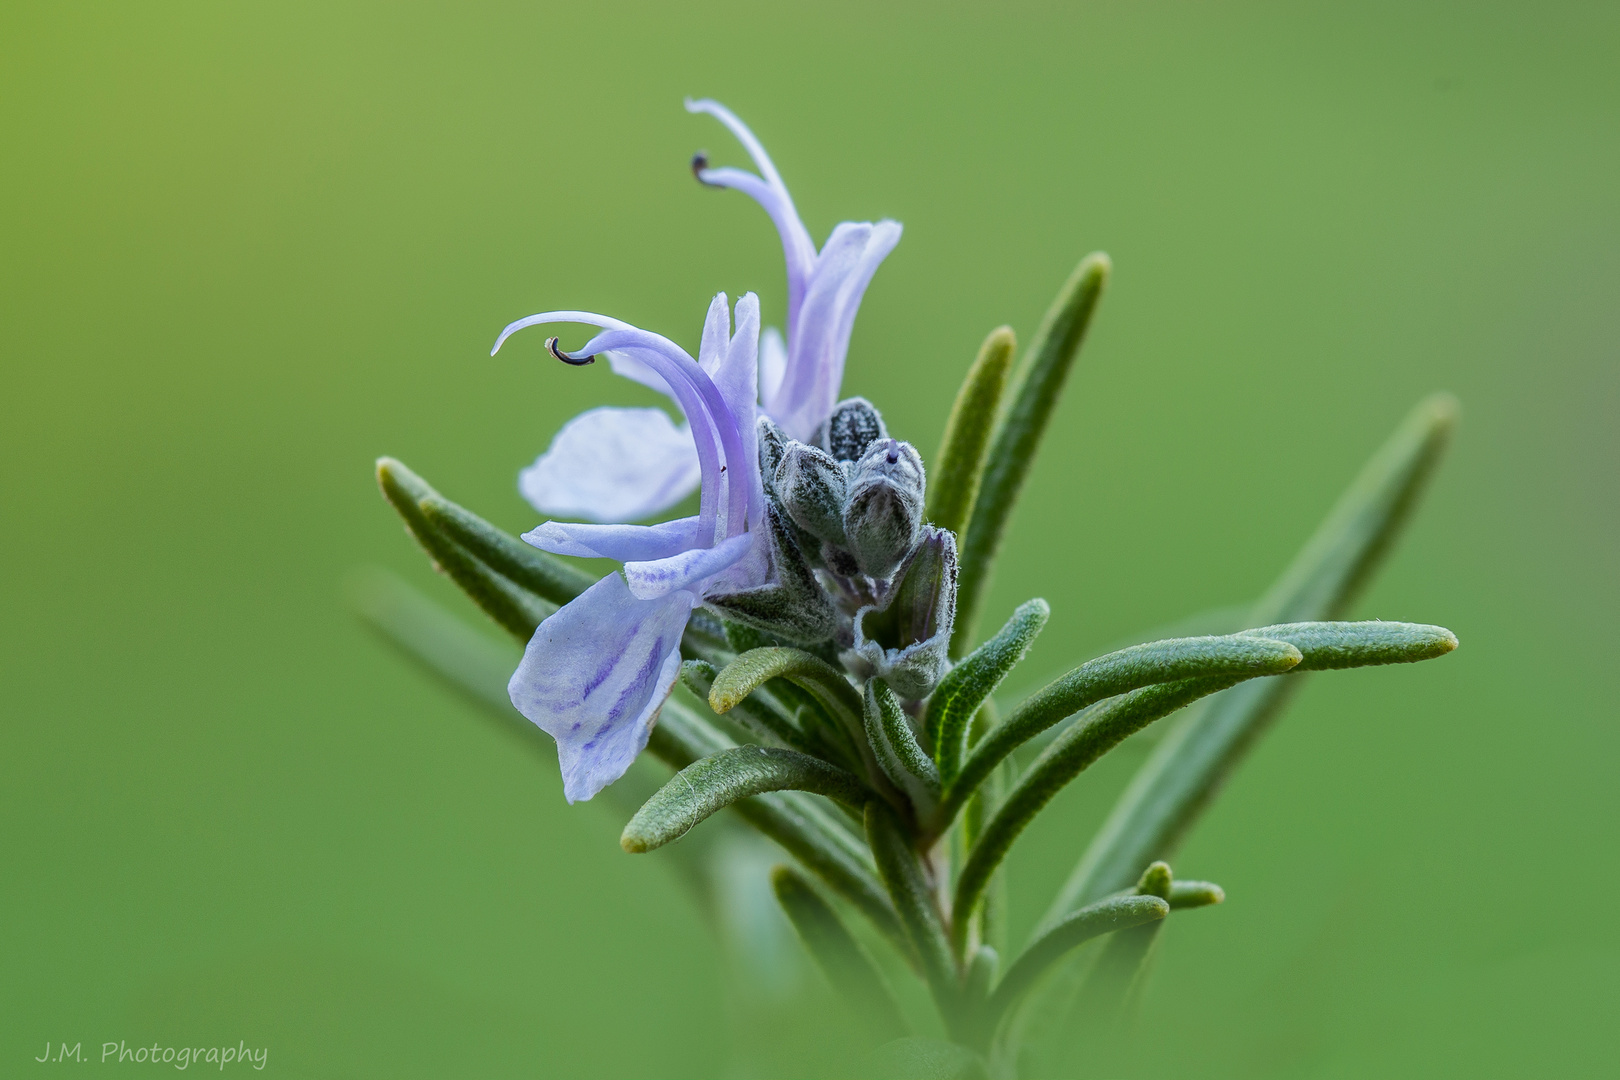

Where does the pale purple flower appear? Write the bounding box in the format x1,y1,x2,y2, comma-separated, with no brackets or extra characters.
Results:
687,98,902,444
492,294,767,803
517,101,902,523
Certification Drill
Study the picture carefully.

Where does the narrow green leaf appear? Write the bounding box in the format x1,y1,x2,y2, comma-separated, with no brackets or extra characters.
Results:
1046,395,1458,918
962,618,1457,940
960,699,1001,854
417,491,595,607
722,622,846,737
347,565,518,713
376,458,553,641
936,634,1305,830
867,801,962,1031
1240,620,1459,669
953,253,1110,657
683,608,734,660
622,746,870,853
1255,394,1460,626
927,599,1049,790
865,678,941,805
982,894,1168,1028
743,792,910,957
771,865,909,1041
1067,919,1164,1034
644,694,731,763
1064,861,1184,1037
1168,880,1225,910
679,660,750,740
927,326,1018,537
645,700,908,952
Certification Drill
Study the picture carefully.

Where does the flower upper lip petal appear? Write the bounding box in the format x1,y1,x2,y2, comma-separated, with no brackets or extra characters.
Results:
686,100,902,442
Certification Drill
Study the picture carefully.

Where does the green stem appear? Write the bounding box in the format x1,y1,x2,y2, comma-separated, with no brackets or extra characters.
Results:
867,801,963,1034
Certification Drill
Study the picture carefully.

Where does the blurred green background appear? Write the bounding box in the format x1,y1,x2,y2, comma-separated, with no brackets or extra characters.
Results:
3,2,1616,1076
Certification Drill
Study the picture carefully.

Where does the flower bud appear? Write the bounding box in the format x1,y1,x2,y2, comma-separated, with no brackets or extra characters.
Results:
842,526,958,699
842,438,925,580
774,441,848,547
818,397,888,462
756,415,788,491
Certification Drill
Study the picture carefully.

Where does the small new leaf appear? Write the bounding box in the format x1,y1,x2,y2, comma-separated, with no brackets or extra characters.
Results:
927,326,1016,538
927,599,1049,790
709,647,864,719
864,678,941,807
983,894,1168,1028
867,801,963,1030
679,659,824,756
1134,861,1173,900
1168,880,1225,910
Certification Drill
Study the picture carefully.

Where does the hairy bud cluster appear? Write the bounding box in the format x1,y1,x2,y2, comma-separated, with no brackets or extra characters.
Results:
722,397,956,699
771,397,925,580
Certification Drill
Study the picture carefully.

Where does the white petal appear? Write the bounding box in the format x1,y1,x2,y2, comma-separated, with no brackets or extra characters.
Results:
623,531,755,600
759,326,788,414
603,349,671,395
509,574,695,803
519,406,700,523
524,517,701,563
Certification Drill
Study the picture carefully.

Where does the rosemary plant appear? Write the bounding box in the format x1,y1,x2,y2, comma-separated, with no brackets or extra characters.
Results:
366,101,1457,1078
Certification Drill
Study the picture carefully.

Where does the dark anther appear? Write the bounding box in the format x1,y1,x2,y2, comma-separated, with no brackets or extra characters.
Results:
545,337,595,366
691,151,721,187
886,449,900,464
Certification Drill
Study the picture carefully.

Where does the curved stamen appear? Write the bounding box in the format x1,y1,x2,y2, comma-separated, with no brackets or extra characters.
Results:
494,307,761,542
546,337,596,366
690,152,722,188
